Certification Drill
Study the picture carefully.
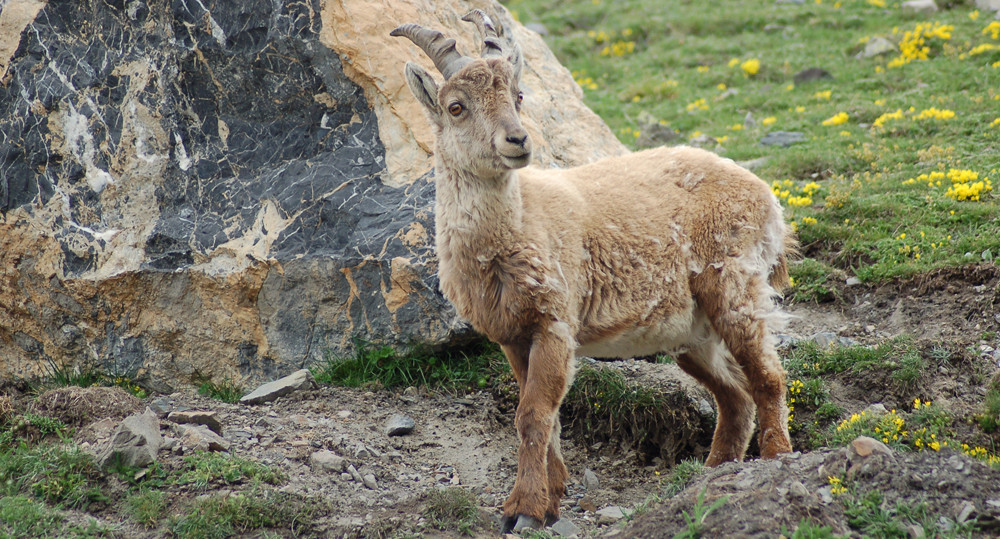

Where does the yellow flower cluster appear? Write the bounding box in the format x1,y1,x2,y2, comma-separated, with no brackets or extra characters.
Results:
945,168,992,201
983,21,1000,40
601,40,636,57
801,216,818,226
914,107,955,120
888,22,954,68
787,378,804,423
771,179,818,207
822,112,849,126
828,476,847,496
572,70,599,91
993,117,1000,128
962,444,1000,466
966,43,999,57
741,58,761,77
588,30,613,43
872,108,904,128
619,127,641,139
762,116,777,126
813,90,832,100
911,427,943,451
902,170,946,187
686,98,709,112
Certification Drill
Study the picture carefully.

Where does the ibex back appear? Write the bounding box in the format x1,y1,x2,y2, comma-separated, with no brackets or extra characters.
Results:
392,9,795,533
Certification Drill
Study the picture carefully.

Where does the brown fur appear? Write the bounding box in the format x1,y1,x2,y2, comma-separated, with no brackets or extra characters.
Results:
399,47,794,526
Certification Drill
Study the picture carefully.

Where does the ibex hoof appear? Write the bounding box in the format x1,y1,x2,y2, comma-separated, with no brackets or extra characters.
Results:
499,513,543,534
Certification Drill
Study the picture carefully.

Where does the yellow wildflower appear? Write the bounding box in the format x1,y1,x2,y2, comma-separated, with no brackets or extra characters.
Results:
822,112,849,126
741,58,761,77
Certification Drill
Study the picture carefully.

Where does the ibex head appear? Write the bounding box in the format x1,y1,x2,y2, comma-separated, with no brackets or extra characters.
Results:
392,10,531,174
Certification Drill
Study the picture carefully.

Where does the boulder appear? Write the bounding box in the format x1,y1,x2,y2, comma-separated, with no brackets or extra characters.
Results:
97,408,163,469
0,0,626,387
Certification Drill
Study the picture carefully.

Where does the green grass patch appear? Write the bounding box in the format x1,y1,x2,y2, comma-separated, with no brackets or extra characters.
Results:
126,490,168,528
177,452,282,490
424,487,482,535
785,337,924,390
0,440,107,510
976,377,1000,434
168,490,314,539
196,378,244,404
842,490,974,539
507,0,1000,283
312,340,508,394
782,518,843,539
789,258,840,303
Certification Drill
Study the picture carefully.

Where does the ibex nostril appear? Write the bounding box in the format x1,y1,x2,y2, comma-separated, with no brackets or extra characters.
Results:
506,134,528,146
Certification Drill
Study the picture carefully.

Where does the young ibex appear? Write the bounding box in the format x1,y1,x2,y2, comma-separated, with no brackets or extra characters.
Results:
392,10,794,532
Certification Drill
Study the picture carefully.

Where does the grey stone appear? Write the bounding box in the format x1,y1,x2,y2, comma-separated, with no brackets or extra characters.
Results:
148,397,172,418
551,517,582,536
176,424,231,452
902,0,938,14
596,506,625,524
810,332,857,349
309,450,347,473
760,131,806,147
347,464,364,484
512,514,542,532
976,0,1000,11
354,444,371,458
240,369,317,405
385,414,416,436
737,157,771,172
793,68,833,83
865,403,888,415
856,37,897,59
97,408,163,469
957,501,975,523
688,134,718,148
362,473,378,490
583,468,600,491
787,480,809,500
168,410,223,435
846,277,863,287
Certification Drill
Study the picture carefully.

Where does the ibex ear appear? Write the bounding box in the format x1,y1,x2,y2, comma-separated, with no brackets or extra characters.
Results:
404,62,442,127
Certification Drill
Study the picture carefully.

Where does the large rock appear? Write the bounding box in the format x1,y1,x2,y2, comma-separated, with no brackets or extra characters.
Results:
0,0,626,388
97,408,163,469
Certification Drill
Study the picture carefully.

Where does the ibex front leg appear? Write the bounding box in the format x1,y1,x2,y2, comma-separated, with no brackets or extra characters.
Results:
500,324,573,533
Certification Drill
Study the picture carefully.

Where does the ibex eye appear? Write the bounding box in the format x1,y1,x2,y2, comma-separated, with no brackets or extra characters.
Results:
448,103,463,116
517,92,524,104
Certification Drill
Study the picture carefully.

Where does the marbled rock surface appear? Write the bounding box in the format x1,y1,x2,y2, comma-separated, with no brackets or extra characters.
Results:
0,0,625,388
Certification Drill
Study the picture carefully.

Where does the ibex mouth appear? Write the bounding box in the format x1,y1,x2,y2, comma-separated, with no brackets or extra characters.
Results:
500,152,531,169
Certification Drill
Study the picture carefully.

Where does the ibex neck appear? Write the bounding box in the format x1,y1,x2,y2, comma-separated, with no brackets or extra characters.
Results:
434,166,524,245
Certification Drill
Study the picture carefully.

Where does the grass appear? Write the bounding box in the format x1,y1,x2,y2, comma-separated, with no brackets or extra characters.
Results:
424,487,482,535
196,378,244,403
506,0,1000,287
673,487,729,539
785,337,924,390
168,490,315,539
842,490,976,538
312,340,507,394
977,376,1000,433
176,452,282,489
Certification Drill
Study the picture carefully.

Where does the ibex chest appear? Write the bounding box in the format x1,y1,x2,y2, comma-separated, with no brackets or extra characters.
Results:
438,243,565,345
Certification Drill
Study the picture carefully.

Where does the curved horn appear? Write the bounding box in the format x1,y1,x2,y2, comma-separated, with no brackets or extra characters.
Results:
461,9,504,58
390,23,472,80
461,9,523,77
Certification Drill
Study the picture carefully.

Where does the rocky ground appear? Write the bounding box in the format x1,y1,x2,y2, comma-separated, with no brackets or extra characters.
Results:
4,265,1000,538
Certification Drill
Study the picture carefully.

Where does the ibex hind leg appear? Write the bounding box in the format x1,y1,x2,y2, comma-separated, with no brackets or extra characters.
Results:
676,334,756,466
696,270,792,460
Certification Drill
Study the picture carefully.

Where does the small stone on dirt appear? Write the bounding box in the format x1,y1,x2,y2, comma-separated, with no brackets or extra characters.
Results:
793,67,832,84
168,410,223,434
551,517,582,536
583,468,600,491
856,37,897,59
240,369,317,405
363,473,378,490
850,436,892,458
760,131,806,147
578,496,598,512
902,0,938,14
385,413,415,436
597,506,625,524
310,450,347,473
175,423,230,452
